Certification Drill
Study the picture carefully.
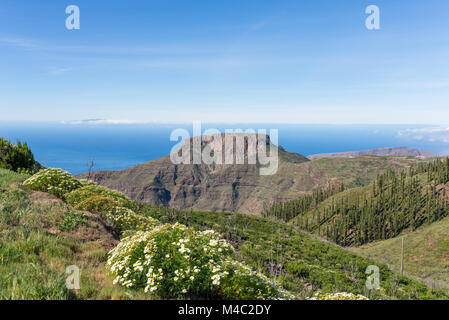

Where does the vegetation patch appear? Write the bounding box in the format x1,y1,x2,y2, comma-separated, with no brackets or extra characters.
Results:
307,292,368,300
66,185,133,209
353,215,449,291
58,210,87,232
0,138,41,174
290,159,449,246
0,173,145,299
23,168,82,199
105,207,158,234
143,205,448,299
74,195,121,214
107,223,292,299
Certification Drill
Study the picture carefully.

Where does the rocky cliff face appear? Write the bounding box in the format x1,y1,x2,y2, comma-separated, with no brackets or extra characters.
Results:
77,137,425,214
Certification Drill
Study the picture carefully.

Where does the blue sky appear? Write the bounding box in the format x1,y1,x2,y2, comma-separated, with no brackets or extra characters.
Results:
1,0,448,124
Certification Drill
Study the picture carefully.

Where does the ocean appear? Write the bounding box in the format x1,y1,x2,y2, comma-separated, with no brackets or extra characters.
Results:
0,122,447,175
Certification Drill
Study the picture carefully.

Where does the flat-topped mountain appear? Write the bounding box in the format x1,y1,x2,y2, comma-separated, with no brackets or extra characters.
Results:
307,147,437,160
78,136,427,214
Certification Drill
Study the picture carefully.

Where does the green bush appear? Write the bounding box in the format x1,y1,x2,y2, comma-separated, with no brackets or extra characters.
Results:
307,292,368,300
74,195,120,214
0,138,41,173
106,223,293,299
58,211,87,232
105,207,159,233
78,179,98,187
107,224,234,298
220,260,294,299
66,185,132,209
23,168,82,199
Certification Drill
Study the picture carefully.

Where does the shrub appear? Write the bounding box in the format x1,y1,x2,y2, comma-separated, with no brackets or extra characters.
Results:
23,168,82,199
65,185,133,209
220,260,295,300
105,207,159,233
74,195,120,214
17,168,35,175
78,179,98,187
0,138,41,173
307,292,368,300
58,211,87,232
106,223,293,299
107,224,234,298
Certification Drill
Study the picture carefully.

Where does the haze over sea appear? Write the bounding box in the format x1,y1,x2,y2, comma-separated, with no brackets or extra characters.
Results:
1,122,448,175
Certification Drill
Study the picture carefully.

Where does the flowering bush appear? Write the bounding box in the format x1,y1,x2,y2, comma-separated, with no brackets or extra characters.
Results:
23,168,82,199
65,185,133,209
74,195,120,214
107,223,235,298
307,292,368,300
107,222,294,299
105,207,159,234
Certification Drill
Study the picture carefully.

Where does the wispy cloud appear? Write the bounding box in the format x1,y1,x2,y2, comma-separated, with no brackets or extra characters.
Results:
396,81,449,89
0,36,39,48
0,34,222,55
62,119,159,125
0,34,278,70
48,67,73,75
398,127,449,143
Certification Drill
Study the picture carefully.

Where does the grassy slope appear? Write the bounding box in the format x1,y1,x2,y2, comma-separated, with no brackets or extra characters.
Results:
0,169,150,300
142,205,448,299
353,216,449,291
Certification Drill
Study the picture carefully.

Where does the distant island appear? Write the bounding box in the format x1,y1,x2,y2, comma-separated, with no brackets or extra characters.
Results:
307,147,438,160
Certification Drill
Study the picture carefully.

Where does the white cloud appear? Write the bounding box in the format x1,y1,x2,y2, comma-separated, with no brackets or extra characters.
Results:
398,127,449,143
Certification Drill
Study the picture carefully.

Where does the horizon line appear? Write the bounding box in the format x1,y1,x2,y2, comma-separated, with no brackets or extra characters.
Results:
0,120,443,126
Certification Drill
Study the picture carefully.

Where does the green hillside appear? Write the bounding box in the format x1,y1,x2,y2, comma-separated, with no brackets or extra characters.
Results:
141,206,448,299
286,159,449,247
353,216,449,291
